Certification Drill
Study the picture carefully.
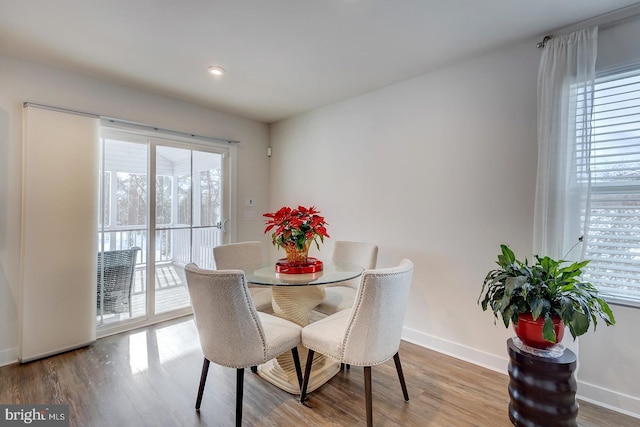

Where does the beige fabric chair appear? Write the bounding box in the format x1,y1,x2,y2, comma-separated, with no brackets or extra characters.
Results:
300,259,414,427
213,241,273,313
184,264,303,426
313,241,378,316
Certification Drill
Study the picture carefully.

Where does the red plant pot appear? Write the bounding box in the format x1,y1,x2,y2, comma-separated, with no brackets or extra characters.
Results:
513,312,564,349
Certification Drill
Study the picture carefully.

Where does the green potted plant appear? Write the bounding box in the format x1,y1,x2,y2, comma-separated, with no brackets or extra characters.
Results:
478,244,616,348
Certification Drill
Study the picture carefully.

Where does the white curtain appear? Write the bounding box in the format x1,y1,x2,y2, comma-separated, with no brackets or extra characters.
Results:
534,27,598,260
21,105,99,362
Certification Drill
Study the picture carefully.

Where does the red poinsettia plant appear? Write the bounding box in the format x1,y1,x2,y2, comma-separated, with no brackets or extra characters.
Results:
263,205,330,251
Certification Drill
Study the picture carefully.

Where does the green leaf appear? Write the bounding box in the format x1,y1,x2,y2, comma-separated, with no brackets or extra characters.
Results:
542,314,557,343
501,306,514,328
529,297,545,319
597,299,616,326
567,311,589,337
504,276,518,296
499,245,515,266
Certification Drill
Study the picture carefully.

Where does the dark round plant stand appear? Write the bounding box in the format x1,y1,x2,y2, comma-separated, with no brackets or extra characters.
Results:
507,338,578,427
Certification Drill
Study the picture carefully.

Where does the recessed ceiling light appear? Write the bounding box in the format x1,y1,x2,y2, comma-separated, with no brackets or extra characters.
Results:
208,66,225,76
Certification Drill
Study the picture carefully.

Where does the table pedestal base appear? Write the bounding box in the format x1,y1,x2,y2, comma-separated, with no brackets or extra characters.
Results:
256,285,340,394
257,347,340,394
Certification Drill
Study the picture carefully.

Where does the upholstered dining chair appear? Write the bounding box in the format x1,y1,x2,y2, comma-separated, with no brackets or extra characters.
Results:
300,259,414,427
213,241,273,313
184,264,303,426
313,241,378,316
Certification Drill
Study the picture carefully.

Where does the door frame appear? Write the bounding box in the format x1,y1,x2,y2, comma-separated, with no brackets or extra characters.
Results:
97,126,236,338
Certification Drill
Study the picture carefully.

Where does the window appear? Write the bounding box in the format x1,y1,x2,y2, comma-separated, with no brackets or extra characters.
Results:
579,68,640,304
116,172,147,226
177,175,191,226
156,175,173,226
200,169,221,227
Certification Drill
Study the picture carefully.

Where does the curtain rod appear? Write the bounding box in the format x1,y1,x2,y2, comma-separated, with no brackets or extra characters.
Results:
23,101,240,144
535,2,640,48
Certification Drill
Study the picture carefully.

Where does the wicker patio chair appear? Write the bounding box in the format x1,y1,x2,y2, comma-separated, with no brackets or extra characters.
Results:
97,247,141,316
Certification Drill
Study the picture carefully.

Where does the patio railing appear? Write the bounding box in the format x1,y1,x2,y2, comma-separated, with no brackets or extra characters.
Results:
98,227,221,295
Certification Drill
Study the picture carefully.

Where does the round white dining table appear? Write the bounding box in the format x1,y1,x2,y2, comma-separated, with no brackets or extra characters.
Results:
244,261,364,394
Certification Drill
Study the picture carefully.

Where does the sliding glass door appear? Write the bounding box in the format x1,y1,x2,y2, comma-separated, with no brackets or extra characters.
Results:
98,130,229,329
98,136,149,326
153,145,225,314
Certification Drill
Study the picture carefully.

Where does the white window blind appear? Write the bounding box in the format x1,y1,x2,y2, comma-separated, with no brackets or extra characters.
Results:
21,105,99,361
579,68,640,304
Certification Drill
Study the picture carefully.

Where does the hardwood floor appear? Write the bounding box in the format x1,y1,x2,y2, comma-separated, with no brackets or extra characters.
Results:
1,316,637,426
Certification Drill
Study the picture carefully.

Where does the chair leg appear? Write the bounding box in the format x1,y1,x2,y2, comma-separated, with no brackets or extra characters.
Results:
195,358,210,411
291,347,303,389
300,349,315,403
364,366,373,427
393,352,409,401
236,368,244,427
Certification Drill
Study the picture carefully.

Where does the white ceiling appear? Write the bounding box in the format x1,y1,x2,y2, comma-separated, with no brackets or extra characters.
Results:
1,0,639,123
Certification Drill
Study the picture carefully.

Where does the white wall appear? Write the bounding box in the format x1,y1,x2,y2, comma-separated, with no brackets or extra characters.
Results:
270,38,640,417
0,54,271,365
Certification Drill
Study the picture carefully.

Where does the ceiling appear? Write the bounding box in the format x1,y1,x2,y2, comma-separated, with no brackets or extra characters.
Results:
1,1,640,123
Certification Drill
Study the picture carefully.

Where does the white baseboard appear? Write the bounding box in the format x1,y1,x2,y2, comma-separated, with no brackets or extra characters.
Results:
0,347,18,367
578,380,640,419
401,327,640,420
402,326,509,374
19,340,96,364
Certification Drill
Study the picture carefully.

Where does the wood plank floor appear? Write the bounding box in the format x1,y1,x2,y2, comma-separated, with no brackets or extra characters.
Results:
1,316,637,426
